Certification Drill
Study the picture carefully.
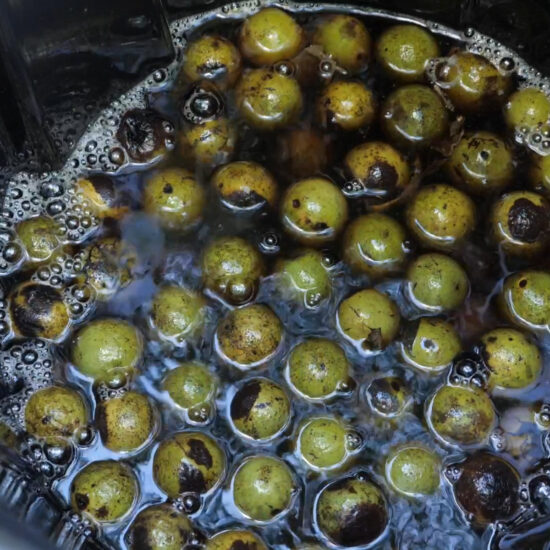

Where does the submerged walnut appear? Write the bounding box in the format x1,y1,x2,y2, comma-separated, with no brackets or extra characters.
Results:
448,452,520,526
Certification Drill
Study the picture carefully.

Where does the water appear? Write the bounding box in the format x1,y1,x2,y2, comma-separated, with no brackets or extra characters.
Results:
0,1,550,549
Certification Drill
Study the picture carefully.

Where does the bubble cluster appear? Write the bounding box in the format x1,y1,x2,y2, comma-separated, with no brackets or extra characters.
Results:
0,339,55,432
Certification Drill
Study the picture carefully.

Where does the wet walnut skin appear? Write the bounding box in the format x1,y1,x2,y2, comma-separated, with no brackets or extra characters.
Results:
153,432,226,498
230,378,290,440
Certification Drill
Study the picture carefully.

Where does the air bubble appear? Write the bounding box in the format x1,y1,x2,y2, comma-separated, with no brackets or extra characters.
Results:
153,69,166,82
499,57,515,71
3,244,21,262
22,351,37,364
47,201,65,216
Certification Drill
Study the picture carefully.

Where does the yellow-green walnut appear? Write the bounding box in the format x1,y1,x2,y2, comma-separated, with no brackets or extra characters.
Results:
70,460,137,522
337,289,400,351
153,432,225,497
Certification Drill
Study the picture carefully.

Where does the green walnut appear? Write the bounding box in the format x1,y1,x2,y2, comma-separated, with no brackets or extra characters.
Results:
385,444,441,497
406,183,476,251
25,385,87,442
179,117,236,167
316,80,376,132
16,216,60,263
163,361,216,412
406,253,469,313
287,338,352,400
498,270,550,330
181,35,242,89
312,15,372,74
127,503,197,550
143,167,205,232
281,177,348,246
504,87,550,130
481,328,541,390
298,416,355,470
343,213,410,278
344,140,411,204
71,318,143,382
150,285,206,343
235,69,302,131
216,304,283,368
315,475,389,547
232,455,295,522
275,248,332,308
211,161,278,213
337,289,401,352
230,378,290,440
70,460,137,522
366,376,412,418
437,51,511,113
9,282,70,341
201,236,265,305
427,384,495,446
446,131,514,195
82,236,136,301
401,317,462,373
529,153,550,197
96,391,156,452
207,530,267,550
376,24,440,83
153,432,225,497
490,191,550,257
238,7,305,66
381,84,449,149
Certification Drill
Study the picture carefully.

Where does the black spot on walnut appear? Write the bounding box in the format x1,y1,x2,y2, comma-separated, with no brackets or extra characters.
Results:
10,283,63,337
332,501,388,546
231,540,258,550
226,189,265,208
130,523,153,550
178,462,207,494
75,493,89,511
96,506,109,519
508,198,547,243
231,381,261,421
187,438,213,468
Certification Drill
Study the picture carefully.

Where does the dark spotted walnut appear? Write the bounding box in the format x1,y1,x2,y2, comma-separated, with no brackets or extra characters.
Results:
127,502,204,550
448,452,520,525
315,473,389,546
230,378,290,440
153,432,225,498
117,109,172,162
9,282,69,341
70,460,137,522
